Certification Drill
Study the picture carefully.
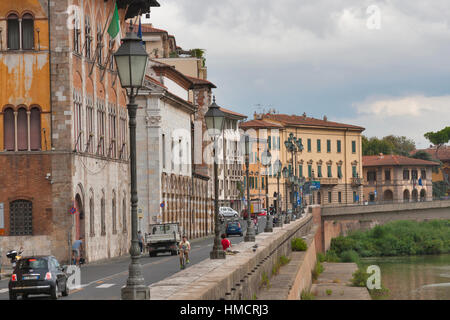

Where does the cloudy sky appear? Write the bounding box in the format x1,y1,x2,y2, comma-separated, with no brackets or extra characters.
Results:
145,0,450,148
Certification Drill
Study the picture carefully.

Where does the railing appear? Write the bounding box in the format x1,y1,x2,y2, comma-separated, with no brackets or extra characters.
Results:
323,197,450,210
351,177,364,186
318,177,339,185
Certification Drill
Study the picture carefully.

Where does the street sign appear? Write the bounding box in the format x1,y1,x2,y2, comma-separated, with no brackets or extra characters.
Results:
160,202,165,208
310,181,321,191
69,206,77,215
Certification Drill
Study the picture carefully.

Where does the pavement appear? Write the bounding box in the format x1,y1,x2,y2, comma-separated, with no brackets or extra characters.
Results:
310,262,371,300
0,216,268,300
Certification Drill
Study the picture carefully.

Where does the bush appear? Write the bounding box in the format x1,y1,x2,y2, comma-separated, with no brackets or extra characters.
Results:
324,250,340,262
340,250,360,264
291,238,308,251
351,269,368,287
317,252,325,263
312,261,324,281
300,290,315,300
279,255,291,266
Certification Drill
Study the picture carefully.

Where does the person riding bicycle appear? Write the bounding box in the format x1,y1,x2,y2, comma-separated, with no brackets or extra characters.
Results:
178,235,191,269
72,237,84,265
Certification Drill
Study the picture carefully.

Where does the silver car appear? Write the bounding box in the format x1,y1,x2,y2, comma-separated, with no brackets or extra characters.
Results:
219,207,239,218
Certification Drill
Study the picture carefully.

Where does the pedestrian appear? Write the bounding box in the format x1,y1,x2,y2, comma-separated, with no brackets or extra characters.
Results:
221,233,231,252
178,235,191,269
72,237,83,265
138,231,144,254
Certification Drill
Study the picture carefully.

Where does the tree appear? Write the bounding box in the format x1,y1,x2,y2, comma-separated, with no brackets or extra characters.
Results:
411,150,433,161
424,126,450,158
383,135,416,156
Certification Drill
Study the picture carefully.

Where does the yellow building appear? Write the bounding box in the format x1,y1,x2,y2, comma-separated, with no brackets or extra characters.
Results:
241,112,365,210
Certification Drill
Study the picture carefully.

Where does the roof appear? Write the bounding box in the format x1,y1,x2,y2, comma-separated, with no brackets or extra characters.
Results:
263,113,365,131
219,107,247,120
363,154,439,167
413,146,450,162
240,119,284,129
139,24,168,34
186,76,217,89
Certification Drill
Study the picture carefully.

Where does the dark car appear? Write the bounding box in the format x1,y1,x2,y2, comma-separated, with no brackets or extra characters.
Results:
8,256,69,300
226,221,243,237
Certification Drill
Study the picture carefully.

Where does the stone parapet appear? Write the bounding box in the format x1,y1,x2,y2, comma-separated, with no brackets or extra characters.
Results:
150,213,314,300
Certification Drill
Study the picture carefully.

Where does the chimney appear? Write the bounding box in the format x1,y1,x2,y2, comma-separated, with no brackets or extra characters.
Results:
302,112,307,119
323,115,327,121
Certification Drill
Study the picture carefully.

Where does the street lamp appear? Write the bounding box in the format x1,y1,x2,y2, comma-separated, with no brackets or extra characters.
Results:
244,134,256,242
114,30,150,300
261,149,273,232
205,97,226,260
273,159,283,228
282,167,289,223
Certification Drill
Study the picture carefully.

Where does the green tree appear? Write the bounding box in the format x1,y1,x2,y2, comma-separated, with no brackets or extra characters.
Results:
383,135,416,156
362,135,416,156
424,127,450,158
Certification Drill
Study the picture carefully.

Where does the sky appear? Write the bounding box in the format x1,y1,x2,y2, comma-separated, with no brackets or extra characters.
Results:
144,0,450,148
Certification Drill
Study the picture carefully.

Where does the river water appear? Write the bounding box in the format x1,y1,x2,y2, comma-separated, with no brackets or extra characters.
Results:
361,254,450,300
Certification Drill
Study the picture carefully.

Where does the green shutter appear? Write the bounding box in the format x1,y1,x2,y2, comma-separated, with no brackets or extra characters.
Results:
308,139,311,152
352,166,357,178
317,139,321,152
308,165,312,178
327,165,332,177
337,140,341,153
327,140,331,153
299,165,303,177
317,165,322,178
352,141,356,153
337,165,342,178
268,136,271,150
277,137,280,150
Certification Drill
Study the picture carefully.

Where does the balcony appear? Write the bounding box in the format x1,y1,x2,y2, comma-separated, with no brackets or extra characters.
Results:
352,177,364,187
318,177,339,186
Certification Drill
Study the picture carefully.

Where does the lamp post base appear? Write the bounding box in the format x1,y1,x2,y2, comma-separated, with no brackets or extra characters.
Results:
210,249,226,259
264,215,273,233
121,285,150,300
244,234,256,242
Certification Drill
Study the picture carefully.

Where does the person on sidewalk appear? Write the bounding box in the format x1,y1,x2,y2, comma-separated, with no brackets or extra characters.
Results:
72,237,84,265
221,233,232,252
138,231,144,254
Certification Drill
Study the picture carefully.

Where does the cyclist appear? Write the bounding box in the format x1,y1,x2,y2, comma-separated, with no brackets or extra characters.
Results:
178,235,191,269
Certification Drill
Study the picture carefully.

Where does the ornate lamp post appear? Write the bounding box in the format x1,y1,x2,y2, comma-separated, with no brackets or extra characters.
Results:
282,167,289,223
114,31,150,300
261,149,273,232
205,98,226,260
273,159,283,228
244,134,256,242
284,133,304,215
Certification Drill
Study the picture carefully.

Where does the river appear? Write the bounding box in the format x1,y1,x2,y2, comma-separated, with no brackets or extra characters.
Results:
361,254,450,300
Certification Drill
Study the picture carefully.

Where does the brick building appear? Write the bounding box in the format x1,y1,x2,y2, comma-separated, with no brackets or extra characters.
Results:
0,0,159,263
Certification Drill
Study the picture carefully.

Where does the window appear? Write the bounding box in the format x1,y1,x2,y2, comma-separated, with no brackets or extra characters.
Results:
328,191,332,203
317,165,322,178
73,11,81,54
255,177,258,189
85,16,92,59
307,139,312,152
112,192,117,235
288,164,292,176
162,134,166,169
22,13,34,50
86,98,95,153
317,139,321,152
96,101,106,156
421,170,427,180
327,165,332,178
338,192,342,203
17,108,28,151
385,169,391,181
337,165,343,179
123,197,127,233
7,14,20,50
30,107,41,151
96,22,103,65
411,169,418,180
403,169,410,180
3,108,15,151
367,171,376,182
352,141,356,153
268,136,271,150
308,164,312,178
352,166,357,178
353,191,357,203
9,200,32,236
89,196,95,236
337,140,342,153
327,140,331,153
299,165,303,177
108,104,117,158
101,196,106,236
262,177,265,189
74,91,83,152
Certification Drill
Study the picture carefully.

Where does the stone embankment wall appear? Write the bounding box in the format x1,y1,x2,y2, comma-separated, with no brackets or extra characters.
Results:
150,213,315,300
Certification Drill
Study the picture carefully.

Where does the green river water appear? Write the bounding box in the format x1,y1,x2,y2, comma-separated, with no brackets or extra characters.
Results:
361,254,450,300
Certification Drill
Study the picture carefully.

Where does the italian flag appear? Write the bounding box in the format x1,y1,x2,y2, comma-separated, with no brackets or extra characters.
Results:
107,2,120,40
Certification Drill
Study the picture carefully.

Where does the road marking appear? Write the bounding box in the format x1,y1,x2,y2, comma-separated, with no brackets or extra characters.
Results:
96,284,115,289
0,289,8,294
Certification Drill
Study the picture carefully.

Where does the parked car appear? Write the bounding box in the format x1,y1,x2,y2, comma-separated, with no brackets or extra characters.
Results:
219,207,239,218
226,220,243,237
8,256,69,300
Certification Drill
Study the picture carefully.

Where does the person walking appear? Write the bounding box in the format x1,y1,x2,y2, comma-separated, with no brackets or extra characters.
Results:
178,235,191,269
138,231,144,254
72,237,83,265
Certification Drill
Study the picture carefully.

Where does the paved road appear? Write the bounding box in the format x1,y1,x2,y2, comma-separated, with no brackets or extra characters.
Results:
0,216,268,300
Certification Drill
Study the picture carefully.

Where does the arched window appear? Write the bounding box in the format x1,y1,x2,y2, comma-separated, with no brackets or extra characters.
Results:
30,107,41,150
73,10,81,54
7,14,20,50
17,107,28,151
112,191,117,234
22,13,34,50
96,22,103,65
101,195,106,236
89,195,95,237
10,200,33,236
3,108,15,151
85,16,92,59
123,197,127,234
